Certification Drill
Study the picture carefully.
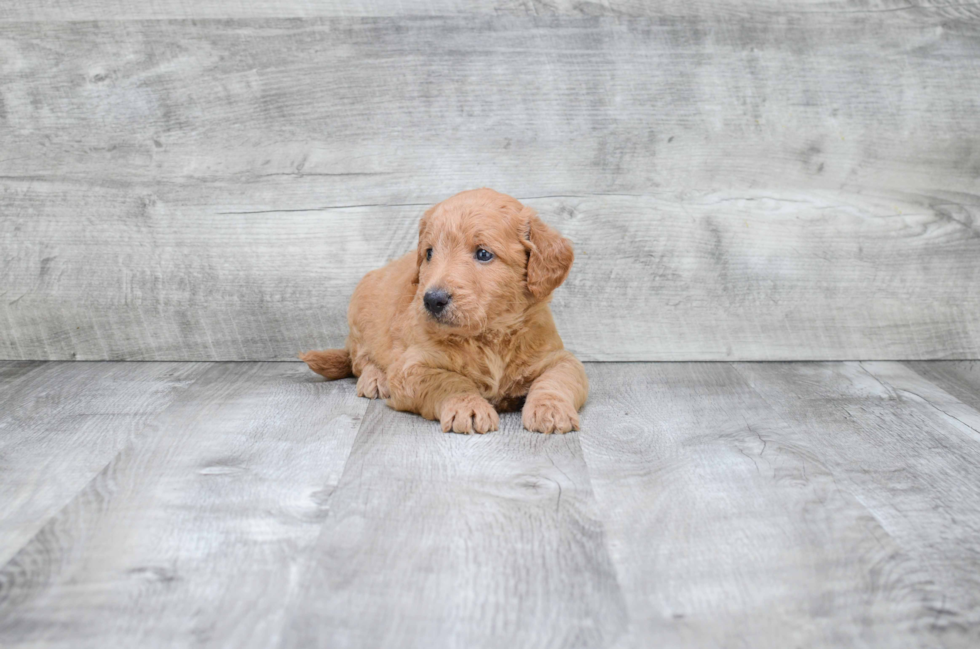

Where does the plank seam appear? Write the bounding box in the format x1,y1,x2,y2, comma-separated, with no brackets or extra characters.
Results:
865,362,980,444
0,362,219,573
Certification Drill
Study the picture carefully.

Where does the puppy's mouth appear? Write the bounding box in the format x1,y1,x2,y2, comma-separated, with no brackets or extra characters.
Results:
426,309,460,327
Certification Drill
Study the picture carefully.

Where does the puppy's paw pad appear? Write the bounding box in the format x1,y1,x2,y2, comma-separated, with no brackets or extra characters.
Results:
522,398,579,434
440,394,499,434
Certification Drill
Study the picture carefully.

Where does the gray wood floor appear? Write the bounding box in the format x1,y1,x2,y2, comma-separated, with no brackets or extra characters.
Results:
0,361,978,648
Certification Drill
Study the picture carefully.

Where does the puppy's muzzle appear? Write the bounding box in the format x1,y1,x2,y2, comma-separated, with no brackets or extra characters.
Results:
423,288,451,317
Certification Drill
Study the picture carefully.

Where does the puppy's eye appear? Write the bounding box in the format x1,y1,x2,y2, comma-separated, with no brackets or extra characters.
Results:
425,248,433,262
475,248,494,263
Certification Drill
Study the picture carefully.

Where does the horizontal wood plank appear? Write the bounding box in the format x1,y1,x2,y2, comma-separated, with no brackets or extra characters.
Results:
2,16,979,360
3,188,977,360
3,0,979,20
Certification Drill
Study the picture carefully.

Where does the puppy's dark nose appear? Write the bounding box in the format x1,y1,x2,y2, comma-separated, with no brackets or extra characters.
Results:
424,289,451,315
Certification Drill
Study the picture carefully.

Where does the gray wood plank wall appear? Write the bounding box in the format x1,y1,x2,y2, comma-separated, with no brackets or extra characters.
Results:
4,0,980,20
2,4,979,360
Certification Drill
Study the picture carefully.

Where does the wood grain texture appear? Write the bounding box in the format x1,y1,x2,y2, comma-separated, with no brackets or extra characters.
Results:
866,360,980,443
579,363,936,647
904,361,980,414
0,363,367,648
3,0,979,20
1,360,979,647
2,15,980,361
0,361,208,566
282,400,628,649
733,361,980,647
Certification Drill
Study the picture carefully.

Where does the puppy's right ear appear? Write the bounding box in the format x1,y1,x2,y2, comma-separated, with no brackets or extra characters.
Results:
414,207,434,286
523,208,574,300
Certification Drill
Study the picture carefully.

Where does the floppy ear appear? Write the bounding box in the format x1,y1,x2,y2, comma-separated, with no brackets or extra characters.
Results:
413,207,434,285
523,208,574,299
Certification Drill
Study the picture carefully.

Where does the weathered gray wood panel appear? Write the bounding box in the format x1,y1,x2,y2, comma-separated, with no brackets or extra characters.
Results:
733,361,980,646
1,360,980,646
0,361,208,566
3,0,979,20
905,361,980,414
868,361,980,443
2,15,979,360
282,401,628,649
578,361,980,647
0,363,367,648
5,189,978,361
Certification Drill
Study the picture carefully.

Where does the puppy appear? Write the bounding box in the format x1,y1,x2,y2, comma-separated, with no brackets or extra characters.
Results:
301,188,587,434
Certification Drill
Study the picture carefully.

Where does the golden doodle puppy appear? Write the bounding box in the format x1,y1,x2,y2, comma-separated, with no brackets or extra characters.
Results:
301,188,587,434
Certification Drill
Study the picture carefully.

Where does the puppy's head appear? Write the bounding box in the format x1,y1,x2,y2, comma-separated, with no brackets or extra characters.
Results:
414,188,574,335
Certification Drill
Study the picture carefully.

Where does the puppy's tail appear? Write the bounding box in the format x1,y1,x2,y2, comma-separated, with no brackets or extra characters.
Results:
299,348,353,380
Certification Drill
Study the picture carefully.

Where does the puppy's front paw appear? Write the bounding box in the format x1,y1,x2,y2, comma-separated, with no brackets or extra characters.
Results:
356,364,390,399
522,397,580,434
440,394,499,434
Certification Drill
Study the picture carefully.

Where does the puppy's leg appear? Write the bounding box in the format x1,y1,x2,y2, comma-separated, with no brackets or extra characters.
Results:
523,353,588,434
356,363,390,399
387,366,499,434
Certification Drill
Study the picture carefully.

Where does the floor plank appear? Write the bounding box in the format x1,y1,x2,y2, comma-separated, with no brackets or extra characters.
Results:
0,363,367,648
1,361,979,647
578,362,947,648
904,361,980,416
0,361,209,566
734,361,980,647
864,361,980,444
282,400,628,649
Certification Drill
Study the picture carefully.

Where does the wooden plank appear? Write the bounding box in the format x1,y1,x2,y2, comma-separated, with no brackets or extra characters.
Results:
0,362,367,648
904,361,980,415
2,17,980,361
732,361,980,646
4,187,979,362
1,360,978,645
578,362,980,647
865,361,980,444
0,361,209,566
2,0,979,20
0,361,44,385
282,401,628,649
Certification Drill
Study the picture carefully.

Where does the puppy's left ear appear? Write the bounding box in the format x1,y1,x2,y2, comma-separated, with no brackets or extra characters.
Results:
523,208,574,299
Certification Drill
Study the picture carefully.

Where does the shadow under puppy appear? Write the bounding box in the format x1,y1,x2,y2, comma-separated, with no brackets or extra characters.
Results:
301,188,587,434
